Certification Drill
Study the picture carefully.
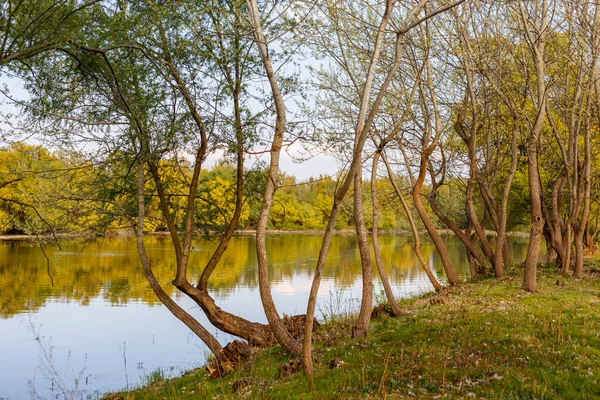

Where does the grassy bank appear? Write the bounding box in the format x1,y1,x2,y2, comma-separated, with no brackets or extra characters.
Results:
104,262,600,399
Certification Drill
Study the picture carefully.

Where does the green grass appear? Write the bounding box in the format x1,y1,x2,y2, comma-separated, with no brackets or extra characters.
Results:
103,263,600,399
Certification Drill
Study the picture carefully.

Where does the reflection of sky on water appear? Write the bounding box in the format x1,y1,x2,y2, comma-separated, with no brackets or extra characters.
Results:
0,234,531,399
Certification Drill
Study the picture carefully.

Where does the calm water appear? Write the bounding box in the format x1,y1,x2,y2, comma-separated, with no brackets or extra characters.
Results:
0,234,531,399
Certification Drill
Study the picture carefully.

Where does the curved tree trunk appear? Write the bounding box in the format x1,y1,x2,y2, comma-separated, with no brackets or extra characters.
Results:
464,134,496,274
198,88,245,291
148,20,278,347
247,0,301,355
148,159,275,347
416,30,460,286
136,161,224,361
177,282,275,346
414,152,460,285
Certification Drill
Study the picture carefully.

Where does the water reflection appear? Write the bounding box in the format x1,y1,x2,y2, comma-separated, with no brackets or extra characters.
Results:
0,234,531,398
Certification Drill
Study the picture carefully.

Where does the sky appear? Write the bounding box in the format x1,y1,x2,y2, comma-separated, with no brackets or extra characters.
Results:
278,147,341,180
203,145,341,181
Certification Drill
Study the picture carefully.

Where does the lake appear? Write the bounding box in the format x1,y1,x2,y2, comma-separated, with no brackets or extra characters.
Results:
0,234,531,399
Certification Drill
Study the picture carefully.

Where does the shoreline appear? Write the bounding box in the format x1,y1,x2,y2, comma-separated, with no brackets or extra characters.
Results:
0,229,531,241
102,267,600,399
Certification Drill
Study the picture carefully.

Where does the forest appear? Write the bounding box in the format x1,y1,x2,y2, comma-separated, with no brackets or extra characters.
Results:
1,0,600,395
0,142,533,234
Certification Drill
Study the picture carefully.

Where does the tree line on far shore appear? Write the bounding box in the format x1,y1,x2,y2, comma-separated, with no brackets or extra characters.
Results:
0,143,534,236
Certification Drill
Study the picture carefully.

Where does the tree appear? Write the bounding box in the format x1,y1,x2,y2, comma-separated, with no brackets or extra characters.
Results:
9,0,292,363
541,2,599,279
0,143,93,236
299,0,466,386
517,0,550,292
0,0,101,66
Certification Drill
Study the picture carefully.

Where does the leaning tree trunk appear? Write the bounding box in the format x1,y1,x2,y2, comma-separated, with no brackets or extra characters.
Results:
382,151,442,291
366,70,421,313
428,182,488,270
300,0,466,386
371,151,406,315
152,24,277,347
302,0,400,385
414,152,460,286
135,161,224,362
417,31,460,286
198,88,246,291
148,160,275,347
